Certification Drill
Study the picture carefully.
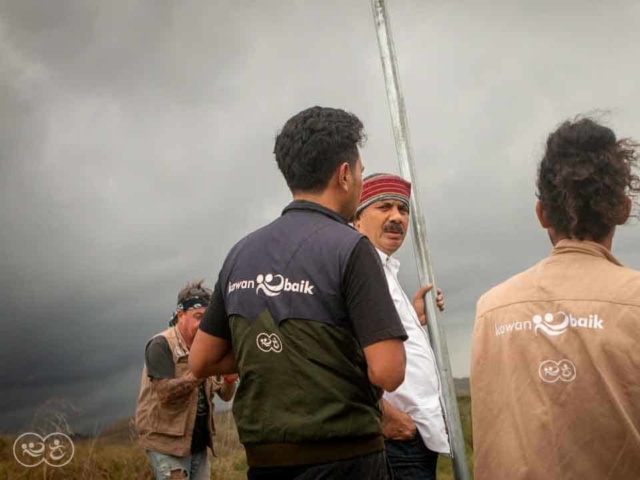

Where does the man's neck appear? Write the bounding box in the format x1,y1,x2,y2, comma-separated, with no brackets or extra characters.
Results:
377,246,396,257
175,324,192,350
549,229,615,251
292,191,347,218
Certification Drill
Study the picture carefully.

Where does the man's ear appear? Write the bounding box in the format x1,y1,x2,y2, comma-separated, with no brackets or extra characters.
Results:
353,211,362,230
618,196,632,225
535,201,551,229
336,162,350,191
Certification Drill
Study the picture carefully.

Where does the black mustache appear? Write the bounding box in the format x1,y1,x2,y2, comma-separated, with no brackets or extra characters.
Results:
383,223,404,234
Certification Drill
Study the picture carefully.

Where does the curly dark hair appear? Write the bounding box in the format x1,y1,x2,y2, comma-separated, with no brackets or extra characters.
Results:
274,106,366,192
536,117,640,241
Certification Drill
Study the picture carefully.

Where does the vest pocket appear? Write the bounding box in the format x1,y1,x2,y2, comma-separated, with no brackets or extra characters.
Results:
152,402,190,436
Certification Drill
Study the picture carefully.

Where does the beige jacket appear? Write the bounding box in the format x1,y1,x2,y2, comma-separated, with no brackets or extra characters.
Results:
471,240,640,480
135,326,232,457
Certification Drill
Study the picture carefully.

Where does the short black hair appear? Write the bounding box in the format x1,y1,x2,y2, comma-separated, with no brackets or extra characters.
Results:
537,117,640,241
274,106,365,192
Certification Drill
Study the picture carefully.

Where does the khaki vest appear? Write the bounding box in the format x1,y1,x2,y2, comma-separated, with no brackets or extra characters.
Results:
471,240,640,479
135,327,218,457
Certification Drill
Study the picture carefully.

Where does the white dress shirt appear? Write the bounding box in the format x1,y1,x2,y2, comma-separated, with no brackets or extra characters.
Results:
378,248,451,455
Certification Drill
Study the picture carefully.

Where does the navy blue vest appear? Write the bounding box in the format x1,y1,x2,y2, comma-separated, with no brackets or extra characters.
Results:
220,200,363,330
220,201,384,461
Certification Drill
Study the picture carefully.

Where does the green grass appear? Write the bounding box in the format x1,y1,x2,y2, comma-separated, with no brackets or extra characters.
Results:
437,396,474,480
0,436,155,480
1,397,473,479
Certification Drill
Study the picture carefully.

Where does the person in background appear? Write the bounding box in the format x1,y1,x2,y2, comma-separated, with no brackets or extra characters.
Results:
136,280,237,480
354,173,450,480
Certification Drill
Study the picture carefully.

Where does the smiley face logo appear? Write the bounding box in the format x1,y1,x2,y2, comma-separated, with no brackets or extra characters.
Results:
256,274,285,297
256,333,283,353
538,359,577,383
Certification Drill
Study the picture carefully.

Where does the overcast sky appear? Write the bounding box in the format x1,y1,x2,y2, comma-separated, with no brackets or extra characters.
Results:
2,0,640,434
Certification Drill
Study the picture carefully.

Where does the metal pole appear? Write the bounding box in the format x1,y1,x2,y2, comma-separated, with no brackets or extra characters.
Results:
370,1,471,479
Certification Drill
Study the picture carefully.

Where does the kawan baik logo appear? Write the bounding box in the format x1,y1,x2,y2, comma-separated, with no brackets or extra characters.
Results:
495,311,604,337
228,273,314,297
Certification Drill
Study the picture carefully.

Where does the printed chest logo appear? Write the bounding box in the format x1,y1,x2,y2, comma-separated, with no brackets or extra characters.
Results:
227,273,314,297
495,311,604,337
539,359,577,383
256,333,283,353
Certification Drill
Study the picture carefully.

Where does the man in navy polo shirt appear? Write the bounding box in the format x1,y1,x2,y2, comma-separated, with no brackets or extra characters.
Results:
190,106,408,479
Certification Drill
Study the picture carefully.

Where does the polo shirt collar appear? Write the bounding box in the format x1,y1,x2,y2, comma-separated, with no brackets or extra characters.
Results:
376,248,401,276
282,200,349,224
552,239,623,266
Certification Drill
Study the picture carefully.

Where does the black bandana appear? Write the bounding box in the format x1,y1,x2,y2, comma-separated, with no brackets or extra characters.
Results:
169,296,210,326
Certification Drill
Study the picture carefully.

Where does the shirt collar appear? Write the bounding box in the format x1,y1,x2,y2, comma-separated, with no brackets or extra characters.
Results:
282,200,349,224
376,247,401,276
551,239,623,266
172,326,190,355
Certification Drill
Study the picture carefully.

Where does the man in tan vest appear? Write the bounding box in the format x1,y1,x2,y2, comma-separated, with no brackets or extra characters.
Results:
471,117,640,479
136,280,237,480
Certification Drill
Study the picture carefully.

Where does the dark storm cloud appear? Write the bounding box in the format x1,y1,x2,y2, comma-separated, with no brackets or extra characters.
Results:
1,0,639,433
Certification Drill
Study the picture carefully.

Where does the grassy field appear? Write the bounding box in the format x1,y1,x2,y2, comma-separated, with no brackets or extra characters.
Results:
1,397,473,479
437,396,473,480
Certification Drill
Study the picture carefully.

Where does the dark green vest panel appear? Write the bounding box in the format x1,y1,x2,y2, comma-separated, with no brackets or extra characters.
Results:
231,310,382,445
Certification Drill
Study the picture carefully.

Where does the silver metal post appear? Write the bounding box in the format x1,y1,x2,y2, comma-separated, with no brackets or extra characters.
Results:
370,1,471,478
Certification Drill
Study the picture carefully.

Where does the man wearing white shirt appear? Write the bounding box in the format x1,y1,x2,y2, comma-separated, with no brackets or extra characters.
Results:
354,173,450,480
